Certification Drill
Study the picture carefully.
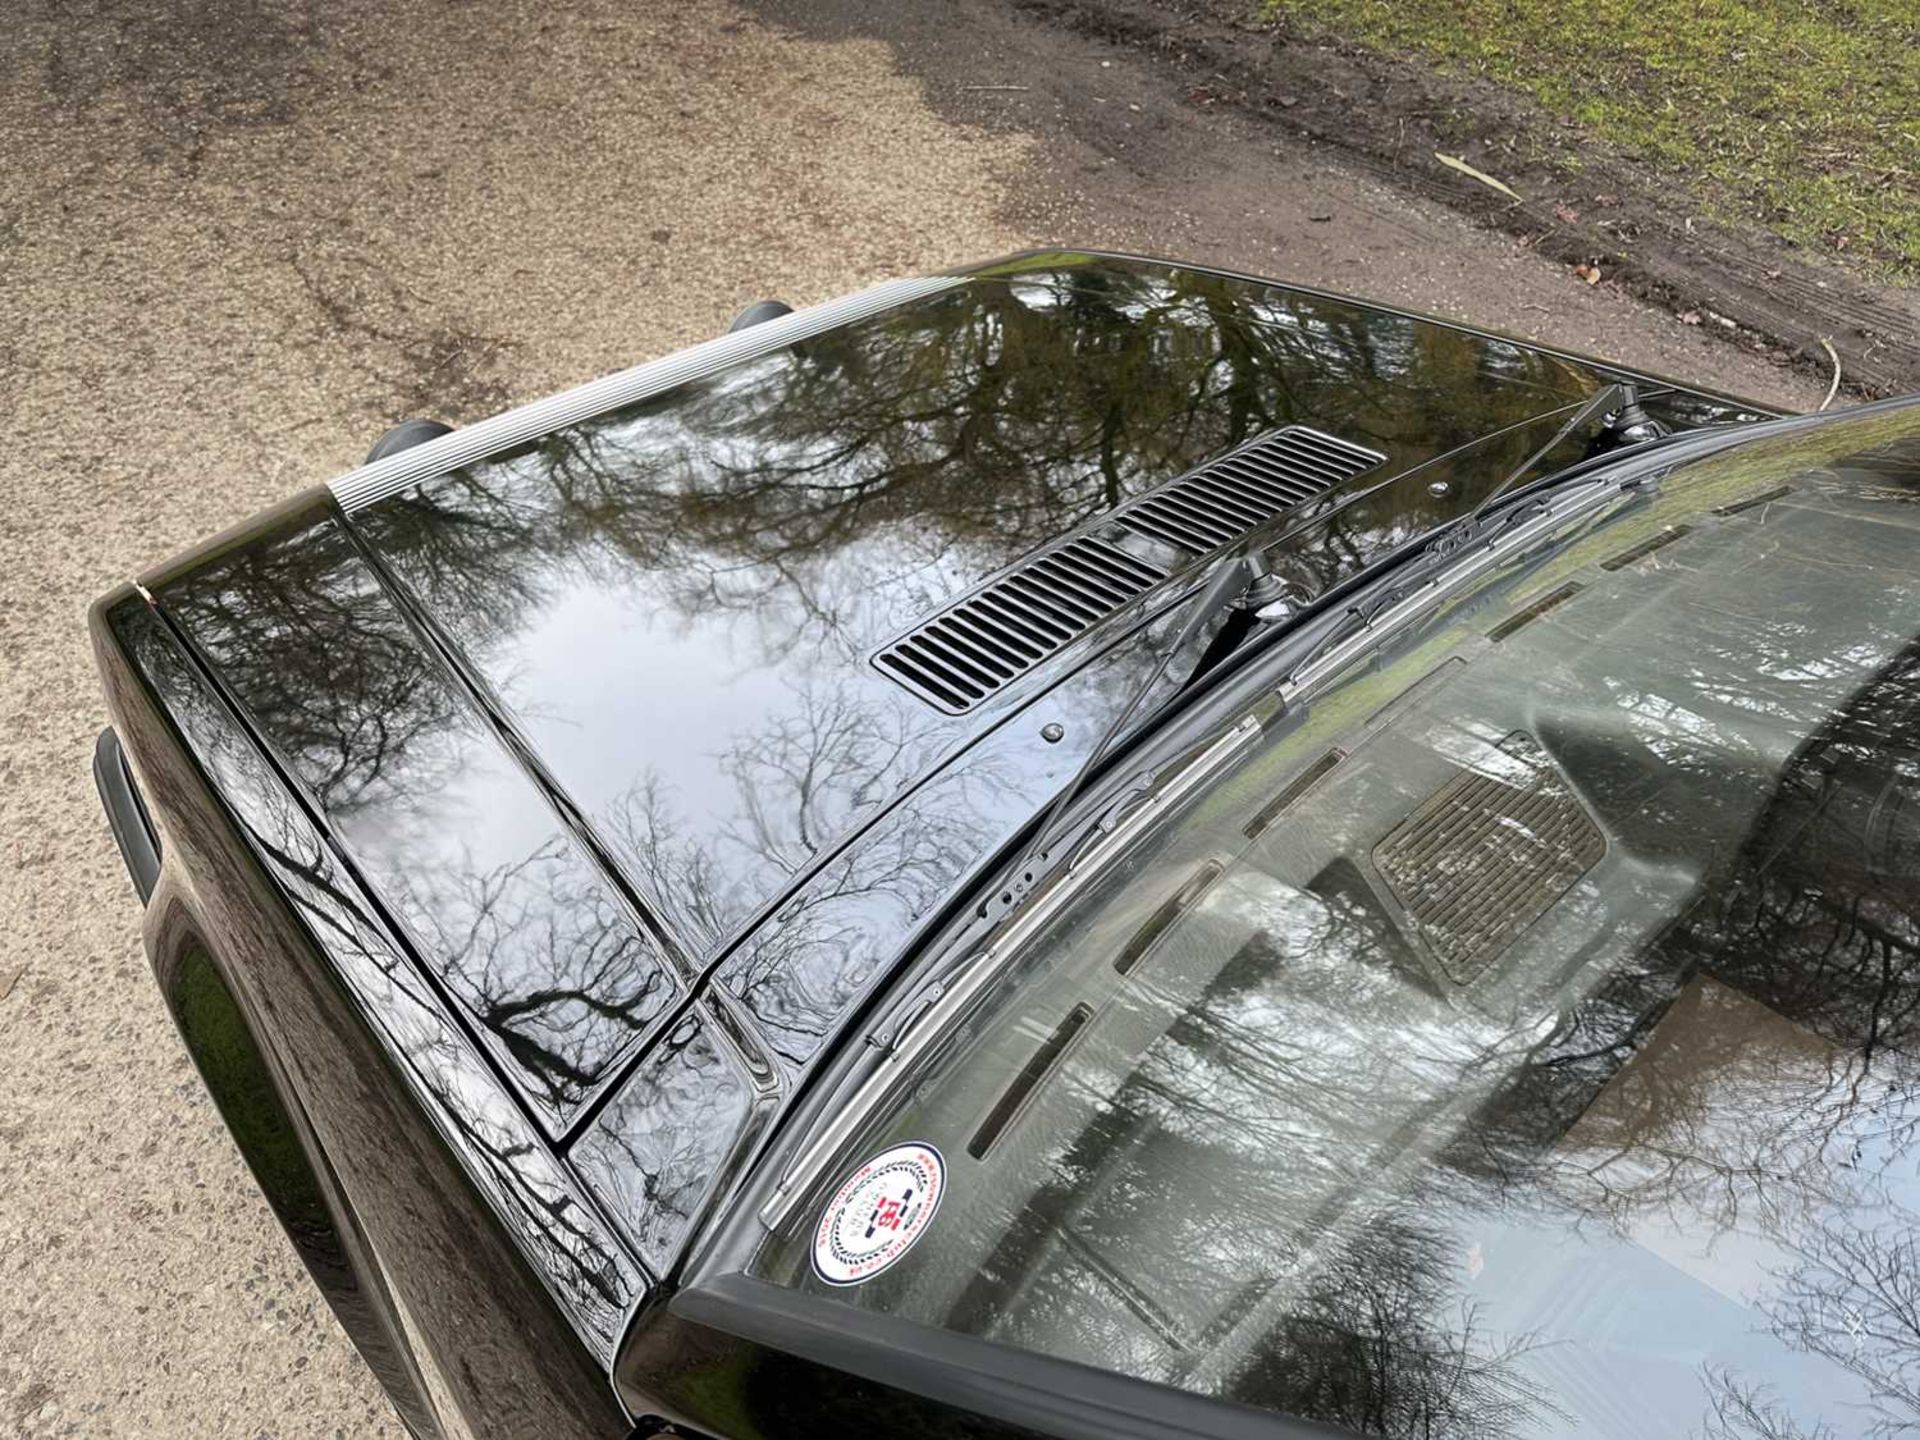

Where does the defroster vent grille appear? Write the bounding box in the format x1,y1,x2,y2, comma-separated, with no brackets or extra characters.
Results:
875,536,1165,714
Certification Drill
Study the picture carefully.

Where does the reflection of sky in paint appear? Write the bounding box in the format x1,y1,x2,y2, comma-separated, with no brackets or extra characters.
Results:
487,561,948,945
520,585,788,805
353,256,1669,978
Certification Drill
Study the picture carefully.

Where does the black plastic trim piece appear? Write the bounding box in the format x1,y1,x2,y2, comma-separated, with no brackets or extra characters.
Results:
1112,862,1225,976
1600,524,1694,570
728,300,795,333
365,419,454,465
1487,581,1584,642
1111,426,1384,555
968,1002,1093,1158
872,426,1383,715
1243,749,1346,840
1714,484,1793,517
673,1272,1361,1440
93,726,161,903
875,535,1166,714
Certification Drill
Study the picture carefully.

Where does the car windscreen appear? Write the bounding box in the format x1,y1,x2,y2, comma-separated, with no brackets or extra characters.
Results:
749,403,1920,1440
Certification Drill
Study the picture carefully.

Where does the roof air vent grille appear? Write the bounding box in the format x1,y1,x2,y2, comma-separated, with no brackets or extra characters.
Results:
874,426,1384,713
875,536,1165,714
1115,425,1385,554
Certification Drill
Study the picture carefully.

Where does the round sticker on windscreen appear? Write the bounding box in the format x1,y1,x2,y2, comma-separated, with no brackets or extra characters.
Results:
811,1142,946,1286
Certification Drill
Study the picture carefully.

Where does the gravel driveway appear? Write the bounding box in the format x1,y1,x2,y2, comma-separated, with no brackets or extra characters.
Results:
0,2,1827,1435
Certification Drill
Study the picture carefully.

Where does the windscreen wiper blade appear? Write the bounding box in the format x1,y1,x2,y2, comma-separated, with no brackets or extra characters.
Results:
1277,464,1643,704
1002,385,1636,901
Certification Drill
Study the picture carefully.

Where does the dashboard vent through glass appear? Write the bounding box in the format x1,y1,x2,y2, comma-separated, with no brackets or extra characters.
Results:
1372,731,1604,985
1113,426,1385,554
874,426,1385,713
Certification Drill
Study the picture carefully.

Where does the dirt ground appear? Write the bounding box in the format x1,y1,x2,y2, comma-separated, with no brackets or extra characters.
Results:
0,1,1833,1436
991,0,1920,394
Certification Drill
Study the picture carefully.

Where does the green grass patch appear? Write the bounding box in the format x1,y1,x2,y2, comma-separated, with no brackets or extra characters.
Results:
1267,0,1920,281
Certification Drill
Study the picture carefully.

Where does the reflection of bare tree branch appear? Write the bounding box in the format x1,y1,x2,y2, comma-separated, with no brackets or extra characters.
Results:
1701,1370,1839,1440
167,519,467,816
717,677,918,869
569,1017,754,1270
718,740,1031,1063
1231,1216,1557,1440
1540,980,1886,1243
1764,1205,1920,1438
396,838,674,1112
172,263,1615,1023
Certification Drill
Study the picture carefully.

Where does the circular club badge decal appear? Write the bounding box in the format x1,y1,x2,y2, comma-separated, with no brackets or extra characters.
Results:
811,1142,946,1286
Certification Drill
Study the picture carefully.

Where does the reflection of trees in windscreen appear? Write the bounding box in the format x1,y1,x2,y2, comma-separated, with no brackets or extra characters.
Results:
1108,892,1551,1210
1700,1201,1920,1439
958,911,1553,1438
1757,1202,1920,1439
1428,639,1920,1253
1561,640,1920,1231
1677,639,1920,1056
1232,1215,1554,1440
983,619,1920,1435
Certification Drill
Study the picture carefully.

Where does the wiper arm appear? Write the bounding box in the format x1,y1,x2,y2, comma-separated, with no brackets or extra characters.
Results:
1010,383,1637,875
1277,460,1644,705
1469,381,1628,521
1271,381,1648,682
985,549,1271,917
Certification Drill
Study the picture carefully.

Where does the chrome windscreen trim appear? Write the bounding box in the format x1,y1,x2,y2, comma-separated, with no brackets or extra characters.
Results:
328,273,966,514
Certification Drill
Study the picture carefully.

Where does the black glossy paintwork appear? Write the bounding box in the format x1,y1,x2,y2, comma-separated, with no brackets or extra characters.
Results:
570,1003,771,1272
109,595,646,1340
151,253,1758,1135
159,501,685,1133
347,253,1746,970
92,592,637,1437
103,250,1776,1436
